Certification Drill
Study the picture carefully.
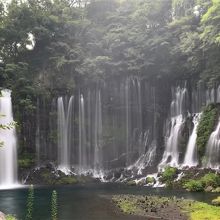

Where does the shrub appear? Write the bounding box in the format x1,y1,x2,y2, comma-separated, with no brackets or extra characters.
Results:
201,173,220,188
51,190,58,220
160,166,178,184
196,104,218,159
184,179,204,192
25,185,34,220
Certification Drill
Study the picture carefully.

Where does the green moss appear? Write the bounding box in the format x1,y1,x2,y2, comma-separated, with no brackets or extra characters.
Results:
18,153,35,169
113,195,220,220
18,158,35,169
196,104,218,160
41,170,55,185
182,200,220,220
146,176,155,184
112,196,139,214
184,179,204,192
212,197,220,206
56,176,78,185
160,166,178,186
201,173,220,188
183,173,220,192
6,215,17,220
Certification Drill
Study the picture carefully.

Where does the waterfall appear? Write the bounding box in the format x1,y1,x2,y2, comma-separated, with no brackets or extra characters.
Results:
217,85,220,103
206,88,215,105
78,94,87,171
182,113,201,167
0,90,18,188
94,89,103,171
205,118,220,169
159,86,187,168
35,98,40,166
125,77,132,166
57,96,74,172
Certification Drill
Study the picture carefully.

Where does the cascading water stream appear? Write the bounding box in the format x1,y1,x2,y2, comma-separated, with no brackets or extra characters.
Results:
125,78,132,166
78,94,87,172
0,90,18,189
182,113,201,167
94,89,103,171
35,98,40,166
57,96,74,172
159,86,187,168
205,118,220,169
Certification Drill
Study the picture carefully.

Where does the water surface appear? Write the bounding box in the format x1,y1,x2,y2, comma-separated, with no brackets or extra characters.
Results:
0,183,218,220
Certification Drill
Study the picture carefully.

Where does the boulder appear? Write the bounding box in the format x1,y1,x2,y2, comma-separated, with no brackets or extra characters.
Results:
212,197,220,206
205,186,213,192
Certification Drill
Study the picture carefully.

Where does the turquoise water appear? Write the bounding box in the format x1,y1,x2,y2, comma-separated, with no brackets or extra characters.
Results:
0,183,218,220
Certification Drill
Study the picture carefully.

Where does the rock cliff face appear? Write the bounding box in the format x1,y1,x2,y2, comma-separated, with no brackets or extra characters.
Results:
17,77,220,179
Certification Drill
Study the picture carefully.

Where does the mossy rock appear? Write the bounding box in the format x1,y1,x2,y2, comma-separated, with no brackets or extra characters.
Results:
56,176,78,185
212,197,220,206
18,153,35,169
127,180,136,186
205,186,213,192
136,179,146,186
146,176,156,185
160,166,178,187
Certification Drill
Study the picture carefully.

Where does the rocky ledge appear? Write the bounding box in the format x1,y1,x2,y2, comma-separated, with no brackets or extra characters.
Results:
23,163,100,185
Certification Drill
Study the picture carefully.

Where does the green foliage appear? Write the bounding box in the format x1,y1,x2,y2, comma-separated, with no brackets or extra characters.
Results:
201,0,220,46
146,176,156,184
0,0,218,90
25,185,34,220
51,190,58,220
0,111,17,147
184,179,204,191
182,199,220,220
160,166,178,186
0,0,220,157
196,104,218,159
201,173,220,187
183,172,220,191
112,195,138,214
6,215,17,220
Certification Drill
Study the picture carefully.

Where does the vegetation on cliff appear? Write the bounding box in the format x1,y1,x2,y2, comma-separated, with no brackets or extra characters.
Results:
196,104,218,160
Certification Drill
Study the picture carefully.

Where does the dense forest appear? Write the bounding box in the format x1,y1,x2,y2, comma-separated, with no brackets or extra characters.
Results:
0,0,220,100
1,1,220,219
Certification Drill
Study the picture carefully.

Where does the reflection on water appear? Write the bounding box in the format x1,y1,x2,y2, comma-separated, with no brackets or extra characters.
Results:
0,183,218,220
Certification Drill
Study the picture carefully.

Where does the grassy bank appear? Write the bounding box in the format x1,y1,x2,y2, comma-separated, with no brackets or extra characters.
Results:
113,195,220,220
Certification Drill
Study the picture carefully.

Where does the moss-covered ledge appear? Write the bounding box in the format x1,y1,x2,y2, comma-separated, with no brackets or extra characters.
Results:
112,195,220,220
196,104,218,162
